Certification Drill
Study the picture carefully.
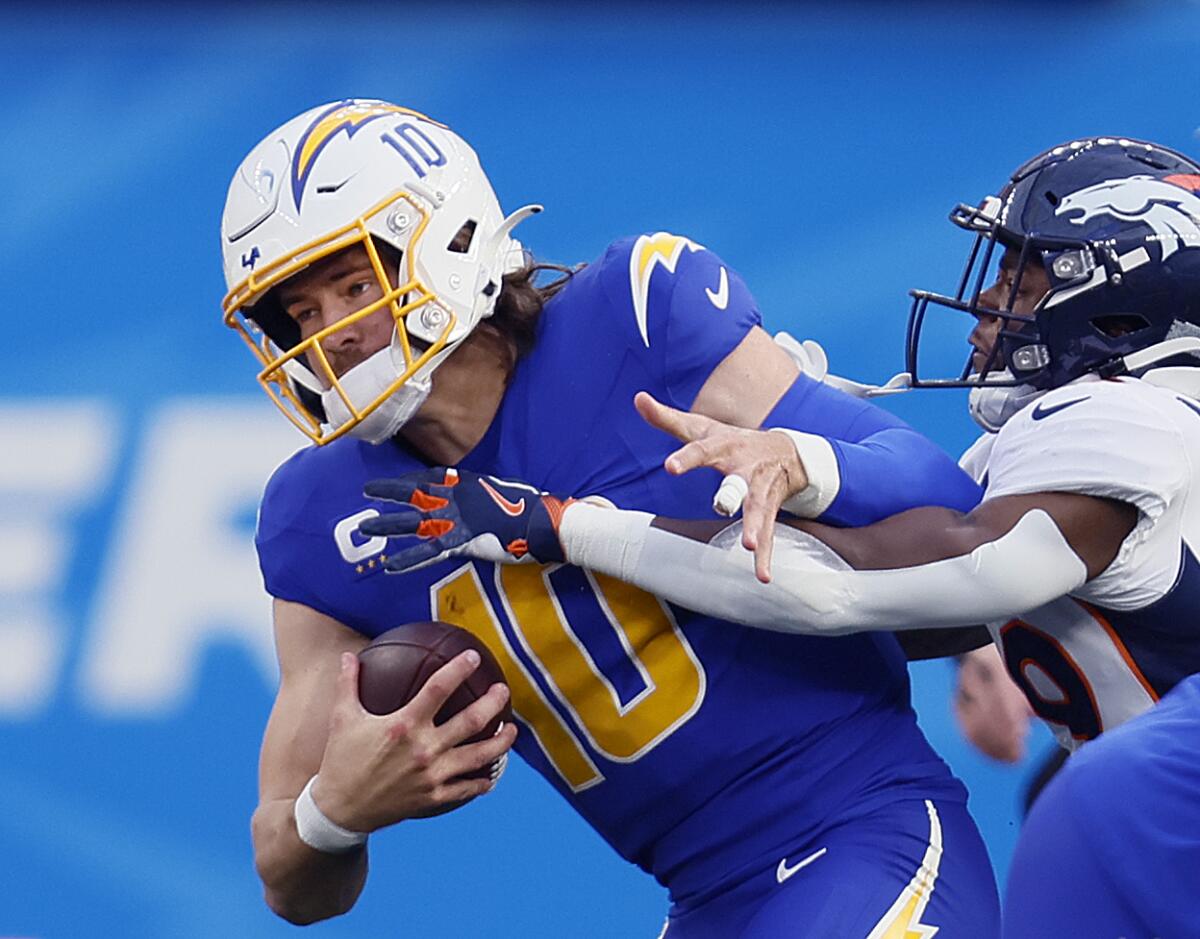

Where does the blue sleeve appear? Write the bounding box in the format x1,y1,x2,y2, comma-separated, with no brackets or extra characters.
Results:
602,234,759,410
255,450,337,613
762,375,983,526
254,444,394,633
660,245,759,408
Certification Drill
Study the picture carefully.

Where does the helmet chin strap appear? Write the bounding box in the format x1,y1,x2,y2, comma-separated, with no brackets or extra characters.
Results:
968,375,1046,433
281,205,548,445
320,330,466,444
320,341,429,444
969,336,1200,433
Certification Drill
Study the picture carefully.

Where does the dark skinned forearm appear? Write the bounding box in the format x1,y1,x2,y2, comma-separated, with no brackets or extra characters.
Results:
651,506,978,572
785,506,976,571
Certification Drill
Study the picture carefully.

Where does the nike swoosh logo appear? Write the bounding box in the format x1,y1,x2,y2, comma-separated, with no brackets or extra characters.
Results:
479,478,526,517
1177,396,1200,419
775,846,827,883
315,177,351,194
705,267,729,310
1030,396,1090,421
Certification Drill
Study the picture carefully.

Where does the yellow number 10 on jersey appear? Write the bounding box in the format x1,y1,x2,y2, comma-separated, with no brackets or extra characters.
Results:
432,563,707,791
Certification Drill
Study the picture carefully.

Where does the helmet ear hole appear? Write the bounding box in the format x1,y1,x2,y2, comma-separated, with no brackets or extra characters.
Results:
1093,314,1151,338
447,219,478,254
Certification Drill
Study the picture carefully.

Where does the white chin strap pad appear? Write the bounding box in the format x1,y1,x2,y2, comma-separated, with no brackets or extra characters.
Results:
320,339,432,444
968,374,1046,433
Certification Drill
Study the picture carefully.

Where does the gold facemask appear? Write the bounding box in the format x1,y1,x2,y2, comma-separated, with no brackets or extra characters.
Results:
222,190,457,445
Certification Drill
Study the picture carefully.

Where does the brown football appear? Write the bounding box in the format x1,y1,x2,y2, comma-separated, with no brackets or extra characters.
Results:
357,621,512,788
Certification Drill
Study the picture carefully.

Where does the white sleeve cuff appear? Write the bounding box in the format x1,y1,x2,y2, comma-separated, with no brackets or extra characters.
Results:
769,428,840,518
559,502,655,581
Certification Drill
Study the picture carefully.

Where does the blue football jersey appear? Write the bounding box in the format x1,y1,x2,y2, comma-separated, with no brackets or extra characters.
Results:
1004,673,1200,939
257,234,979,903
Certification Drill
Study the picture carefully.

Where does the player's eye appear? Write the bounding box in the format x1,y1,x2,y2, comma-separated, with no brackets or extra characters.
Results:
348,278,375,298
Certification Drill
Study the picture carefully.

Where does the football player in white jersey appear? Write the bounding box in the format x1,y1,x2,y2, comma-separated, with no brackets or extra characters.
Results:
367,135,1200,934
372,135,1200,751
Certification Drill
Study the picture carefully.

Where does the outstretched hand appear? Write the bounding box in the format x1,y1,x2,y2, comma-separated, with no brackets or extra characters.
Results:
357,467,574,573
634,391,808,583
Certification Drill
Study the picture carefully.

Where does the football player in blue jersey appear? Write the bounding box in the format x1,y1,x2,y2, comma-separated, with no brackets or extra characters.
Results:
221,99,1001,935
1004,670,1200,939
370,136,1200,934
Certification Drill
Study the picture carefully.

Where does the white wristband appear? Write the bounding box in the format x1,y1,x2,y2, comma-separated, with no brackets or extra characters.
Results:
294,775,367,854
768,428,840,518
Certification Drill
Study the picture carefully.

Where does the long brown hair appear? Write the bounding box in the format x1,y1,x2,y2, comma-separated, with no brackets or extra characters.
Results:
485,260,581,368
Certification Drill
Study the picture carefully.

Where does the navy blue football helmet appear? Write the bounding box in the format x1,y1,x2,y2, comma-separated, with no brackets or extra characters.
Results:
907,136,1200,391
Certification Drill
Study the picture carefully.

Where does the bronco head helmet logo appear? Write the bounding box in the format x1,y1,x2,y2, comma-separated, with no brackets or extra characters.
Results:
908,137,1200,405
1056,174,1200,261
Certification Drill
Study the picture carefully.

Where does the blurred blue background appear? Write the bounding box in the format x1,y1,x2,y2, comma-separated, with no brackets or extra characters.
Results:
2,2,1198,935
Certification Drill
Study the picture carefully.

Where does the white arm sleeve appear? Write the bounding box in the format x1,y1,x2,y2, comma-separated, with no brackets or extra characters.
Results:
560,503,1087,635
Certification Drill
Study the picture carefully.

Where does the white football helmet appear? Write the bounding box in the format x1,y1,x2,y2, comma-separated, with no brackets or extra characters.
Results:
220,99,540,445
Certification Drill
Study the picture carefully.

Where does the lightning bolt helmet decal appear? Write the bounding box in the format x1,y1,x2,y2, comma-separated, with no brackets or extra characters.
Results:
220,98,540,446
291,99,443,209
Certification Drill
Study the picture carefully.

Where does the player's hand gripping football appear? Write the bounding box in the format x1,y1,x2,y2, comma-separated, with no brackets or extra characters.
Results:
357,467,575,572
314,650,516,830
635,391,807,583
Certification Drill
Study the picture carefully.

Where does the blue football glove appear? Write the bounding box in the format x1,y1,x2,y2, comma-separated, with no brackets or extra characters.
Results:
358,467,575,573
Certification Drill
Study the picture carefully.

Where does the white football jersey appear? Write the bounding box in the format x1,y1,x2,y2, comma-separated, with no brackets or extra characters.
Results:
960,376,1200,750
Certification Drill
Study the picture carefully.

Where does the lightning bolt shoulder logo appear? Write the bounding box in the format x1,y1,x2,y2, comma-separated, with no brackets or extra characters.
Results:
630,232,704,347
291,99,443,210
